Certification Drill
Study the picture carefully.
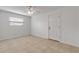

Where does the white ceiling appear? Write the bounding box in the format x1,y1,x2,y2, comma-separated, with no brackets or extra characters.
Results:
0,6,63,16
0,6,27,15
34,6,63,13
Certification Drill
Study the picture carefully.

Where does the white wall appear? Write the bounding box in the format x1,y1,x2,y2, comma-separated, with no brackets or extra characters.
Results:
0,10,31,40
31,7,79,47
31,13,48,39
60,7,79,47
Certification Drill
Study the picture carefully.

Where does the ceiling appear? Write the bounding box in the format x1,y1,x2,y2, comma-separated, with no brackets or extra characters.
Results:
34,6,63,13
0,6,63,16
0,6,27,15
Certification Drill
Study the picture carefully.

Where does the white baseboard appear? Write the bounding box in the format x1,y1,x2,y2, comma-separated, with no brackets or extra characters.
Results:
31,34,48,40
0,34,30,41
60,40,79,48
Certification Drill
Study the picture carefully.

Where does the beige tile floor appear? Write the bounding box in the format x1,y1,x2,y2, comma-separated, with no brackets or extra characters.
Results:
0,36,79,53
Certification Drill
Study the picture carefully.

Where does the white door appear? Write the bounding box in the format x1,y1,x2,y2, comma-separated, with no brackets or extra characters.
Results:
48,15,61,41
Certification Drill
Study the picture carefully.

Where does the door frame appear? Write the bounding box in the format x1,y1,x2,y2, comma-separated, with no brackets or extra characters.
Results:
48,14,62,41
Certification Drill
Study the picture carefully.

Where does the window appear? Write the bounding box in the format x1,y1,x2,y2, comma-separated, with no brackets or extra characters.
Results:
9,17,24,26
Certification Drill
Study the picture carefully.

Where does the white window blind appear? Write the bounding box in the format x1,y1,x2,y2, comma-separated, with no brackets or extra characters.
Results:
9,17,24,26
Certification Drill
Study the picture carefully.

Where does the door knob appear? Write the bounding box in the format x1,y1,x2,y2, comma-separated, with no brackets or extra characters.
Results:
49,26,51,30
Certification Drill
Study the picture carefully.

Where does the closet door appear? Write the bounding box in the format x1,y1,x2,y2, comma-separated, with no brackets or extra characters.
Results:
48,14,61,41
